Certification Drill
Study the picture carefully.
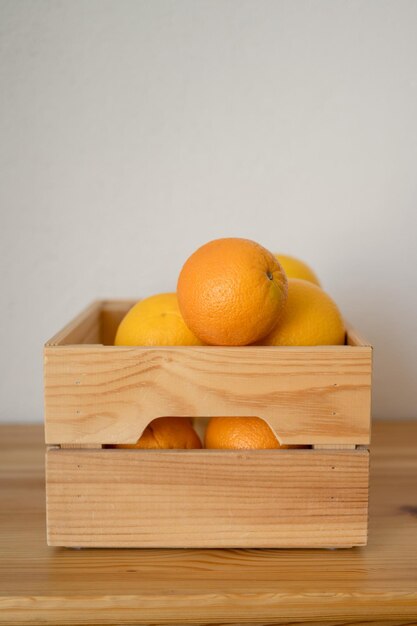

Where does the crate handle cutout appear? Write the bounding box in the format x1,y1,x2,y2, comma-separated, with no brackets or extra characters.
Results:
97,415,314,450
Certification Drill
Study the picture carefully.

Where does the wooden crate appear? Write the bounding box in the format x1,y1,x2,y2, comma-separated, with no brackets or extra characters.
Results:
44,300,372,548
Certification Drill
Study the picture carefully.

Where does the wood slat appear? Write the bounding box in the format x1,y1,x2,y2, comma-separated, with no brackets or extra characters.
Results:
46,448,369,548
44,343,372,445
45,301,102,346
313,444,356,449
60,444,102,449
345,322,372,347
100,299,136,345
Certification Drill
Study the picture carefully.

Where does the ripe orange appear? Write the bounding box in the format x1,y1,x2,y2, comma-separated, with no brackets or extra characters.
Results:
260,278,345,346
115,416,202,449
275,254,320,286
114,293,204,346
177,238,288,346
205,416,284,449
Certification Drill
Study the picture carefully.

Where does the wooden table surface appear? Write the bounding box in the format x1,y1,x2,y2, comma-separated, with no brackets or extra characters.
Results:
1,421,417,626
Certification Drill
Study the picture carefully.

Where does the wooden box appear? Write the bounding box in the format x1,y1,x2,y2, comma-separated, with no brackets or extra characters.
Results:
44,300,372,548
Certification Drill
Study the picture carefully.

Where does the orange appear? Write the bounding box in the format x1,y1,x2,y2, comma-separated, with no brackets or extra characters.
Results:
114,293,204,346
260,278,345,346
115,416,202,449
177,238,288,346
275,254,320,286
205,416,283,449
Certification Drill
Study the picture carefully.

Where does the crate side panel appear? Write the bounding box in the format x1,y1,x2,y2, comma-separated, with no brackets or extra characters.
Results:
100,300,136,345
46,449,369,548
345,323,372,347
46,301,102,346
44,345,371,445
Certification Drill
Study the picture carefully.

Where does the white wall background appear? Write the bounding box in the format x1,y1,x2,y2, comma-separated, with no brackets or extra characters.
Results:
1,0,416,422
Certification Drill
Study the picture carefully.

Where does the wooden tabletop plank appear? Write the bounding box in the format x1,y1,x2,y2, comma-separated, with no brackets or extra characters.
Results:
1,421,417,625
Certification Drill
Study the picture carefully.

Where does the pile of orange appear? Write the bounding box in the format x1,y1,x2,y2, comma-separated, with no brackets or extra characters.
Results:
115,238,345,451
116,417,202,450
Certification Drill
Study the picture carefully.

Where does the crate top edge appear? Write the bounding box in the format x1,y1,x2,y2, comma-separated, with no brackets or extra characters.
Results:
44,343,372,354
45,299,373,349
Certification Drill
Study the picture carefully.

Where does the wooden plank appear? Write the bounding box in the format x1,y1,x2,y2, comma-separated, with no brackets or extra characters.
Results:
45,301,102,346
46,448,369,548
2,422,417,624
100,299,135,345
60,444,102,449
44,343,372,445
313,444,356,449
346,322,372,347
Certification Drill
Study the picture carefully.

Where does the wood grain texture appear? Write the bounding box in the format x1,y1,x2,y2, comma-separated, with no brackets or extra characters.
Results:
100,299,135,345
46,448,369,549
345,322,372,347
44,343,372,445
45,301,102,346
1,421,416,625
